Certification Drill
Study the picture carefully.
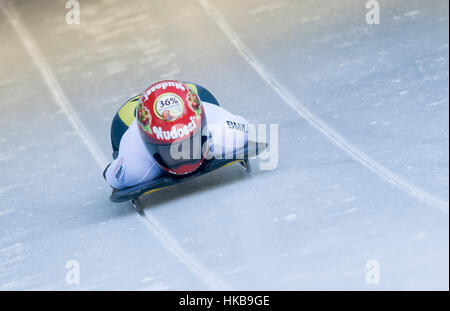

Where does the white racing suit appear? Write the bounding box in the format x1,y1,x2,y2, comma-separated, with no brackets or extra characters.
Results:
105,102,248,189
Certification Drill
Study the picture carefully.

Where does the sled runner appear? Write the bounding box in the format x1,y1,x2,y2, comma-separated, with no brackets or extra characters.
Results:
110,141,267,203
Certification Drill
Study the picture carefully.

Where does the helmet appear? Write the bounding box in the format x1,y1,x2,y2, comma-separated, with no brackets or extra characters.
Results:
136,80,206,175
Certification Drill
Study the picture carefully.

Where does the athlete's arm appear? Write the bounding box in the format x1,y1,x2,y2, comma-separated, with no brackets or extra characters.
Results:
105,121,164,189
202,103,249,159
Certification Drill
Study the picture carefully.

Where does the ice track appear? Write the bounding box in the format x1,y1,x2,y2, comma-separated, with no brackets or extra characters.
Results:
0,0,448,290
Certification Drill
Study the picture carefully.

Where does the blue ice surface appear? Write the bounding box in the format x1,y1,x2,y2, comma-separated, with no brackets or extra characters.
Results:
0,0,447,290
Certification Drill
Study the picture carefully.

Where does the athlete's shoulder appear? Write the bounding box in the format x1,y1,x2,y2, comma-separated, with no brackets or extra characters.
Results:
203,102,248,132
202,101,225,120
184,82,220,107
117,94,141,127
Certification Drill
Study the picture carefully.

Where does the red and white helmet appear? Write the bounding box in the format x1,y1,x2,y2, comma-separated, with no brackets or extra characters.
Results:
136,80,206,175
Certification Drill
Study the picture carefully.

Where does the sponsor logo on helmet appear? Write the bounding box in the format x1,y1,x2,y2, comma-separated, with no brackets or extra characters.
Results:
154,93,184,121
143,81,186,100
153,116,198,141
186,88,202,117
137,99,152,134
